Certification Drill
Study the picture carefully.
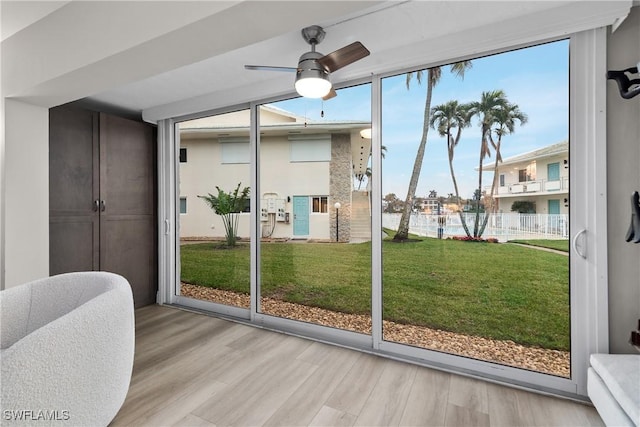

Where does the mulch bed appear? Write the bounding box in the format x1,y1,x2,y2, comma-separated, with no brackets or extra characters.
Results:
180,283,570,377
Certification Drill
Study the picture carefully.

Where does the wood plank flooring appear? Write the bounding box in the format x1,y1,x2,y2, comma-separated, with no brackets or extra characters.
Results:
110,305,604,427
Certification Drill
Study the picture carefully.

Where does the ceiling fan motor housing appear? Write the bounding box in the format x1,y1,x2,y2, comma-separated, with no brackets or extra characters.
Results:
297,51,330,78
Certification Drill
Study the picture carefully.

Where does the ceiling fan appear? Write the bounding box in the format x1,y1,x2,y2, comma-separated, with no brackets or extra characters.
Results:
245,25,370,100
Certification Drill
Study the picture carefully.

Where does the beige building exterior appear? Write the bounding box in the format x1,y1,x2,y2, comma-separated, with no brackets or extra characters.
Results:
483,141,569,215
178,106,371,242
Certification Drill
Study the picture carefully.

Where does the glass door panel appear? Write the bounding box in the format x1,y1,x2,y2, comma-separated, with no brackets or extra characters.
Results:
381,40,571,377
177,109,252,309
257,84,373,334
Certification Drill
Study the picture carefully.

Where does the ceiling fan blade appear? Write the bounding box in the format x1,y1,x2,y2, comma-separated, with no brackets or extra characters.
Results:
322,88,337,101
244,65,298,72
317,41,370,73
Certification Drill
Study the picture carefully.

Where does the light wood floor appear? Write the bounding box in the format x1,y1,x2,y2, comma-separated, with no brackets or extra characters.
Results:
110,305,604,427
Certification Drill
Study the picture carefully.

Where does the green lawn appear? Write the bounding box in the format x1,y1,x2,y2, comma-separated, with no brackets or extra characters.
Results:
181,238,569,350
508,239,569,252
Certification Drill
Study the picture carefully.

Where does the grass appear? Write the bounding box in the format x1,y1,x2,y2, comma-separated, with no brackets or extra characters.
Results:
181,238,569,350
508,239,569,252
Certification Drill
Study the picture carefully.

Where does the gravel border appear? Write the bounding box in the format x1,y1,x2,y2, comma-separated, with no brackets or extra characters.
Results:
180,283,570,377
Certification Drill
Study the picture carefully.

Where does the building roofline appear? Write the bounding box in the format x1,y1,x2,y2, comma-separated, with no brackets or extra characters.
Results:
180,121,371,139
480,140,568,170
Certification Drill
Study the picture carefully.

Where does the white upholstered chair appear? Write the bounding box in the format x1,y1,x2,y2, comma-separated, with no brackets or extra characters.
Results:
0,272,135,426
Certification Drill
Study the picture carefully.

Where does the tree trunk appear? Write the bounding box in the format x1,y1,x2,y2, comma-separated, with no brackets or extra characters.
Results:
448,144,471,237
478,138,502,237
393,71,434,241
473,133,487,237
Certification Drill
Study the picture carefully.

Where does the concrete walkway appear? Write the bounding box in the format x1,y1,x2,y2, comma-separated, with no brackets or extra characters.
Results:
508,242,569,256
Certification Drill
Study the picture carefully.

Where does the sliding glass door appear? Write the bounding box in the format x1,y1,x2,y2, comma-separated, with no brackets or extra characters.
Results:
380,40,571,378
256,84,373,334
162,31,607,397
176,109,252,312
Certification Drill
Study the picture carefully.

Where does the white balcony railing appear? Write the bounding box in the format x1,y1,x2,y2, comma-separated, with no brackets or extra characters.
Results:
383,212,569,242
487,177,569,196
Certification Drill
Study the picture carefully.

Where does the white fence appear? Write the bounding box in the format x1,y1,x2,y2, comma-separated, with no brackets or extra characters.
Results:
382,212,569,242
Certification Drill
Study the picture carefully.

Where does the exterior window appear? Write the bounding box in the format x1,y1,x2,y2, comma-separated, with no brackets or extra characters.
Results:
499,174,505,187
221,139,250,164
518,162,536,182
518,169,528,182
290,136,331,162
311,196,328,213
548,162,560,181
518,166,536,182
179,148,187,163
179,197,187,214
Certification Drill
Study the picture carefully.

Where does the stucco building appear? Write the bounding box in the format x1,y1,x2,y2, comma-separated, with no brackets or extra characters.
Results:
483,141,569,215
178,105,371,242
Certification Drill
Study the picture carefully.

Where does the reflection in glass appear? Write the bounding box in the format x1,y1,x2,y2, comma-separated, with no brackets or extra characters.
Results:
258,84,373,334
177,109,252,308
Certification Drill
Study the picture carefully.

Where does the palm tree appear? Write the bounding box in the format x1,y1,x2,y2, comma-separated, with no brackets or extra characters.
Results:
478,102,528,235
466,90,508,237
393,61,472,241
198,183,250,247
429,100,472,236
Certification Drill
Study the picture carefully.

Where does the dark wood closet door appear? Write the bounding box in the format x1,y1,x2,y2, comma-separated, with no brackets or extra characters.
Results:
99,113,156,307
49,107,100,274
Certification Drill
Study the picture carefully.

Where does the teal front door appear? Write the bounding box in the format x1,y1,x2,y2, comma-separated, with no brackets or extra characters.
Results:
548,199,560,214
293,196,309,236
547,162,560,181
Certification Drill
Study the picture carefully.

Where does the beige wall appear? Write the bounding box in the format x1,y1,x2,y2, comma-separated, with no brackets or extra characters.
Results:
178,138,251,239
606,6,640,354
3,100,49,288
497,196,569,215
260,136,331,240
179,135,331,240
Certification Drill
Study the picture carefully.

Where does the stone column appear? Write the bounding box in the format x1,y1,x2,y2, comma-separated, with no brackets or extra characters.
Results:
330,134,352,242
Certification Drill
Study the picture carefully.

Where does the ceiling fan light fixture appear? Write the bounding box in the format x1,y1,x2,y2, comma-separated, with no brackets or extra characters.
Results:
295,66,331,98
246,25,369,101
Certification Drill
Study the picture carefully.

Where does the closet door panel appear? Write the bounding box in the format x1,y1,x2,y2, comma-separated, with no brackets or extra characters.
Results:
49,107,99,215
50,217,99,274
99,113,156,307
100,113,154,215
101,217,155,307
49,106,100,274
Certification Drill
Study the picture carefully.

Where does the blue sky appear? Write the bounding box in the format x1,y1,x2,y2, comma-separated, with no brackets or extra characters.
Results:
269,39,569,200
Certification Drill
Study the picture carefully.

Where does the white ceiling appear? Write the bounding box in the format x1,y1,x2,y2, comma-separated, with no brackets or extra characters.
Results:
0,1,70,41
91,1,561,113
88,0,585,117
2,1,633,122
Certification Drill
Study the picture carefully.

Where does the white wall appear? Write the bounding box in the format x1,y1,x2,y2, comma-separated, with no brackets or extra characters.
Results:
179,138,251,239
179,135,330,240
606,6,640,353
3,99,49,288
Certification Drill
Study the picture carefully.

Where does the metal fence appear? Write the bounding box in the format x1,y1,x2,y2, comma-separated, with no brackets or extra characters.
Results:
382,212,569,242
